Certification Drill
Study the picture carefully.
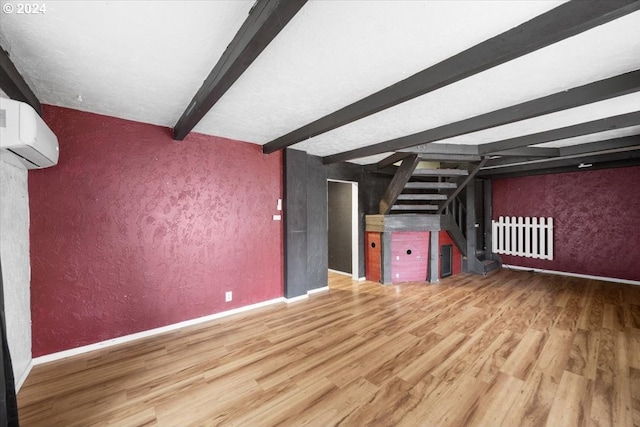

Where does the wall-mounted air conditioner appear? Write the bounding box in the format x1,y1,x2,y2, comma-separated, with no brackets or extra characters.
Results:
0,98,59,169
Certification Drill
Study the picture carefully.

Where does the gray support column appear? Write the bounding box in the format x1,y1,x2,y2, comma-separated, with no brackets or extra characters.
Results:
306,155,328,291
381,232,392,284
483,179,494,260
283,149,308,299
428,231,440,283
465,177,482,274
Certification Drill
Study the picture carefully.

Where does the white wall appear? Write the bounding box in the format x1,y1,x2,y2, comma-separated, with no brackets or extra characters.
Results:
0,152,32,390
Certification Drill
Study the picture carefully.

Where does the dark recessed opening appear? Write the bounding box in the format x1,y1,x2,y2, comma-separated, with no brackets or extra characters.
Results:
406,249,412,255
371,242,376,248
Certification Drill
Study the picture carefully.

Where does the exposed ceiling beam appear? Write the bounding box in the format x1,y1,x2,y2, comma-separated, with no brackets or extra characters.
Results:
0,46,41,115
478,148,640,177
323,69,640,164
490,147,561,157
558,134,640,156
484,135,640,168
484,155,559,168
173,0,307,140
401,144,479,156
367,152,411,171
478,112,640,154
402,145,561,157
265,0,640,154
480,157,640,179
419,154,482,162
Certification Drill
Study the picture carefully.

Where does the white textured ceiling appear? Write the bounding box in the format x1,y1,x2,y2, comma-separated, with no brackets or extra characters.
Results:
0,0,255,125
193,0,564,142
1,0,639,165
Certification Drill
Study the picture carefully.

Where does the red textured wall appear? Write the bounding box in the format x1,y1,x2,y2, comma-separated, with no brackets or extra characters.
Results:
391,231,429,283
439,231,462,278
493,166,640,282
29,106,283,356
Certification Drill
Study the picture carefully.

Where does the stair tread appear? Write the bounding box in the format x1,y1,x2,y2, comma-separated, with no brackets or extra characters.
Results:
412,168,469,176
405,182,457,189
391,205,439,210
397,194,447,200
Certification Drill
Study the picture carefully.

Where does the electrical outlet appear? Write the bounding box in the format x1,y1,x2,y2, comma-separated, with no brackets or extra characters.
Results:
225,291,232,302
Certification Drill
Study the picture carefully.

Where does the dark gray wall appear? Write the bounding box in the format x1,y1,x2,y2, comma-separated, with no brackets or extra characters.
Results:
328,181,352,274
284,148,392,297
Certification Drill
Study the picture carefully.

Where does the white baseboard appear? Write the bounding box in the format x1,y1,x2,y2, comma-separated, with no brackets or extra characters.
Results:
33,297,286,365
285,284,332,302
328,268,353,277
284,294,308,303
15,360,33,392
307,286,329,294
502,265,640,286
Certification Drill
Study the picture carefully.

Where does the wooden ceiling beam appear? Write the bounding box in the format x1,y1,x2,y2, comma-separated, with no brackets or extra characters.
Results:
265,0,640,154
173,0,307,140
478,148,640,177
400,144,479,156
0,46,41,115
379,155,420,215
558,134,640,156
483,135,640,168
478,112,640,155
323,69,640,164
490,147,560,157
367,152,412,171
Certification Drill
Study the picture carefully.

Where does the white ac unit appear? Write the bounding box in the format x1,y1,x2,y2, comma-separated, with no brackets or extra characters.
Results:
0,97,59,169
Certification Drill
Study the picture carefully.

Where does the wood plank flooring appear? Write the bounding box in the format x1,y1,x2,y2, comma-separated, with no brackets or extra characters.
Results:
18,269,640,426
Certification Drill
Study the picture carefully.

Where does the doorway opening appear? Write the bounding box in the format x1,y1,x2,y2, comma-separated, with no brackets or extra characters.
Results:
327,180,359,280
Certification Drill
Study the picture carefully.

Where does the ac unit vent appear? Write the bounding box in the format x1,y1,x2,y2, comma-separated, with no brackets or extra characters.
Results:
0,98,59,169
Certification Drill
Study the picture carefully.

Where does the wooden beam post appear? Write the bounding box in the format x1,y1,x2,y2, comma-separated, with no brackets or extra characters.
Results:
0,47,41,115
379,155,420,214
437,158,488,214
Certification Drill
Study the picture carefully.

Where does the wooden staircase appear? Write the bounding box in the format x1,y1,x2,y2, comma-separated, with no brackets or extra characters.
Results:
378,153,499,275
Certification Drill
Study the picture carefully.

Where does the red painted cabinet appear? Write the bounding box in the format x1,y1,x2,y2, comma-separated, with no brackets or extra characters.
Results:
365,232,381,282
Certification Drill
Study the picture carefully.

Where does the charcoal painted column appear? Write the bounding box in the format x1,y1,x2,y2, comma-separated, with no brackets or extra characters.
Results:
464,178,482,274
283,149,308,299
380,232,392,284
483,179,494,260
306,155,329,291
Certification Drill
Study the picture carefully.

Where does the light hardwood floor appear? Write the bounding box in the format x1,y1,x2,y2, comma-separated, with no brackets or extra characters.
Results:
18,269,640,426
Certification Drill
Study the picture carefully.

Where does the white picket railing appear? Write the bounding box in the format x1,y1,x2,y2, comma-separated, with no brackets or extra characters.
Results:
492,216,554,260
